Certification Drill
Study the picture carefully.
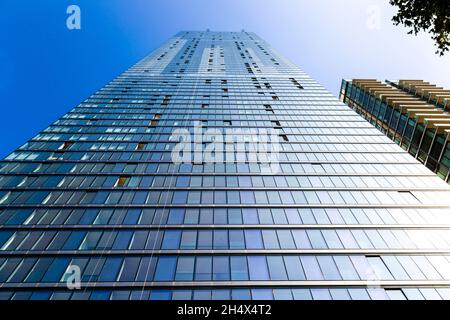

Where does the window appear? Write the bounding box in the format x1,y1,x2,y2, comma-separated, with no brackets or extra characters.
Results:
132,192,147,204
385,289,407,300
118,257,140,282
79,232,102,250
187,191,201,204
113,231,133,250
242,208,258,224
262,230,279,249
175,257,195,281
267,256,288,280
195,257,212,281
129,231,148,250
229,230,245,249
92,192,109,205
227,191,240,204
62,231,86,250
230,256,248,280
198,231,212,249
283,256,305,280
300,256,323,280
58,142,73,150
264,105,274,113
136,143,147,151
240,191,255,204
244,230,263,249
317,256,341,280
214,191,226,204
167,209,185,225
15,258,46,283
114,176,129,187
176,176,190,187
334,256,360,280
161,231,181,250
213,230,228,249
154,257,177,281
172,191,188,204
248,256,269,280
277,230,296,249
184,209,199,225
213,257,230,280
180,231,197,250
136,257,157,281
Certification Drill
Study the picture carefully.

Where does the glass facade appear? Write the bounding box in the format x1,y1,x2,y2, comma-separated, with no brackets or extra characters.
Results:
1,31,450,300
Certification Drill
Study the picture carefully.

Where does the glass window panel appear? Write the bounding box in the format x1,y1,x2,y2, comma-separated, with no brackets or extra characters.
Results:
311,289,331,300
195,257,212,281
262,230,279,249
300,256,323,280
244,230,263,249
277,230,296,249
284,256,306,280
242,208,258,224
213,256,230,280
333,256,360,280
292,289,312,300
273,289,293,300
175,257,195,281
317,256,341,280
230,256,248,280
198,231,213,249
248,256,269,280
330,289,351,300
161,231,181,250
348,289,370,300
267,256,288,280
213,230,228,249
154,257,177,281
251,289,273,300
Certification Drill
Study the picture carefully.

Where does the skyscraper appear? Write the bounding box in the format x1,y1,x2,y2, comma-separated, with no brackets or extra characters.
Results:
1,31,450,300
340,79,450,183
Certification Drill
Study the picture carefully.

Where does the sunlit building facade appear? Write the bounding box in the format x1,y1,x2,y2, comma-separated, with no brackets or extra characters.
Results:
1,32,450,300
340,79,450,183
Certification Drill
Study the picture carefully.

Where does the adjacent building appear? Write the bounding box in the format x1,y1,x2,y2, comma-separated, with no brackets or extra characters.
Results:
340,79,450,183
1,32,450,300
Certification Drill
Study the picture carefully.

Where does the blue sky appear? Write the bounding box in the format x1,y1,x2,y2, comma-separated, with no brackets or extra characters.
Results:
0,0,449,159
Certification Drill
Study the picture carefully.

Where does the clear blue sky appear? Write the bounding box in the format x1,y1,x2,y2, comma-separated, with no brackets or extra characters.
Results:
0,0,449,159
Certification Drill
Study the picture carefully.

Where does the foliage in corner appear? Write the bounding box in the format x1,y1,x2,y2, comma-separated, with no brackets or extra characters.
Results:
390,0,450,55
